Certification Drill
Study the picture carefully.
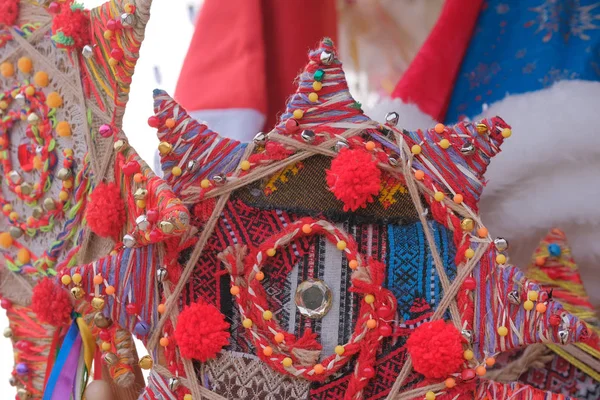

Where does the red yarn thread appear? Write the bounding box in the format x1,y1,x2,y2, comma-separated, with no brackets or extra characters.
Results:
0,0,19,26
85,182,126,239
326,148,381,212
173,302,230,362
51,2,91,50
406,320,464,379
31,278,72,326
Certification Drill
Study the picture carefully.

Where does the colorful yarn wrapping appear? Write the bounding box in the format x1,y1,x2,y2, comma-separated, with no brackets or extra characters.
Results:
326,147,382,211
85,182,126,239
31,278,72,326
173,302,230,362
0,0,18,26
50,2,91,50
406,320,464,379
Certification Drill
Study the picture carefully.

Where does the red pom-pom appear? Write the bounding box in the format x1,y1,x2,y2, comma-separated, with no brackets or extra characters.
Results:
326,148,382,212
51,2,91,50
86,182,126,239
406,320,464,379
0,0,19,26
174,302,230,362
31,278,72,326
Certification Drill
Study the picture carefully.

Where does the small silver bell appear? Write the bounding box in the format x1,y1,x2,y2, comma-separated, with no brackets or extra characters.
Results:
494,237,509,252
168,377,181,391
3,327,13,338
461,329,473,344
43,198,56,211
388,156,399,167
460,143,476,156
9,226,23,239
113,139,128,152
508,290,521,305
32,206,43,219
384,112,400,127
120,12,135,27
136,215,150,231
17,388,31,400
56,168,72,181
8,171,21,184
300,129,316,143
15,93,25,103
35,145,43,154
558,329,569,345
20,182,32,196
253,132,267,146
156,267,168,283
335,140,349,152
320,50,334,65
103,352,119,366
94,312,112,329
27,113,39,123
134,188,148,200
9,376,17,386
212,173,227,186
187,160,197,172
82,45,94,59
123,234,136,248
159,221,174,234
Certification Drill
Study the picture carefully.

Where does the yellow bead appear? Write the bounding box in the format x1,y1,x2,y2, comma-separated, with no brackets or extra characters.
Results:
335,345,345,356
308,92,318,103
240,160,251,171
136,199,146,209
313,81,323,91
124,3,134,12
0,62,14,77
465,248,475,259
34,71,49,87
61,275,72,285
17,248,30,264
64,149,74,157
59,191,69,201
528,290,539,301
184,395,193,400
171,166,182,176
439,139,450,149
63,179,73,189
242,318,253,329
434,192,445,202
411,144,422,155
266,248,276,257
103,30,113,40
56,121,71,137
2,204,11,213
200,179,211,189
25,86,35,96
0,232,13,249
498,326,508,336
524,300,534,311
101,342,111,351
364,294,375,304
9,211,18,221
425,391,436,400
501,128,512,138
0,101,7,110
17,57,33,74
108,58,119,67
496,254,506,264
336,240,347,251
263,310,273,320
46,92,63,108
463,349,474,360
282,357,293,367
293,109,304,119
72,273,82,284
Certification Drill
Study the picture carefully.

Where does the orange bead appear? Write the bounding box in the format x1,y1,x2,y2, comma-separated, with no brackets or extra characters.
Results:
477,227,488,238
536,303,547,313
105,286,116,295
255,271,265,281
93,275,103,285
0,232,13,249
17,248,30,264
133,173,144,183
17,57,33,74
476,366,487,376
349,260,358,270
366,319,377,329
535,256,546,266
414,170,425,181
365,141,376,151
157,304,166,314
103,30,113,40
444,377,456,388
453,194,464,204
274,332,285,343
434,123,445,134
56,121,71,137
159,337,169,347
34,71,49,87
485,357,496,367
0,62,14,77
230,286,240,295
25,86,35,96
263,346,273,356
266,248,276,257
46,92,63,108
165,118,176,128
302,224,312,234
313,364,324,374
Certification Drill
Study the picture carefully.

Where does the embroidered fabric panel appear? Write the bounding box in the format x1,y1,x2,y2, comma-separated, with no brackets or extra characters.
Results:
386,221,457,321
520,353,600,400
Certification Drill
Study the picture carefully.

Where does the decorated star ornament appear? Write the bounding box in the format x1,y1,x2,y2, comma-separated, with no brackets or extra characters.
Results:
50,38,597,400
0,0,189,399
